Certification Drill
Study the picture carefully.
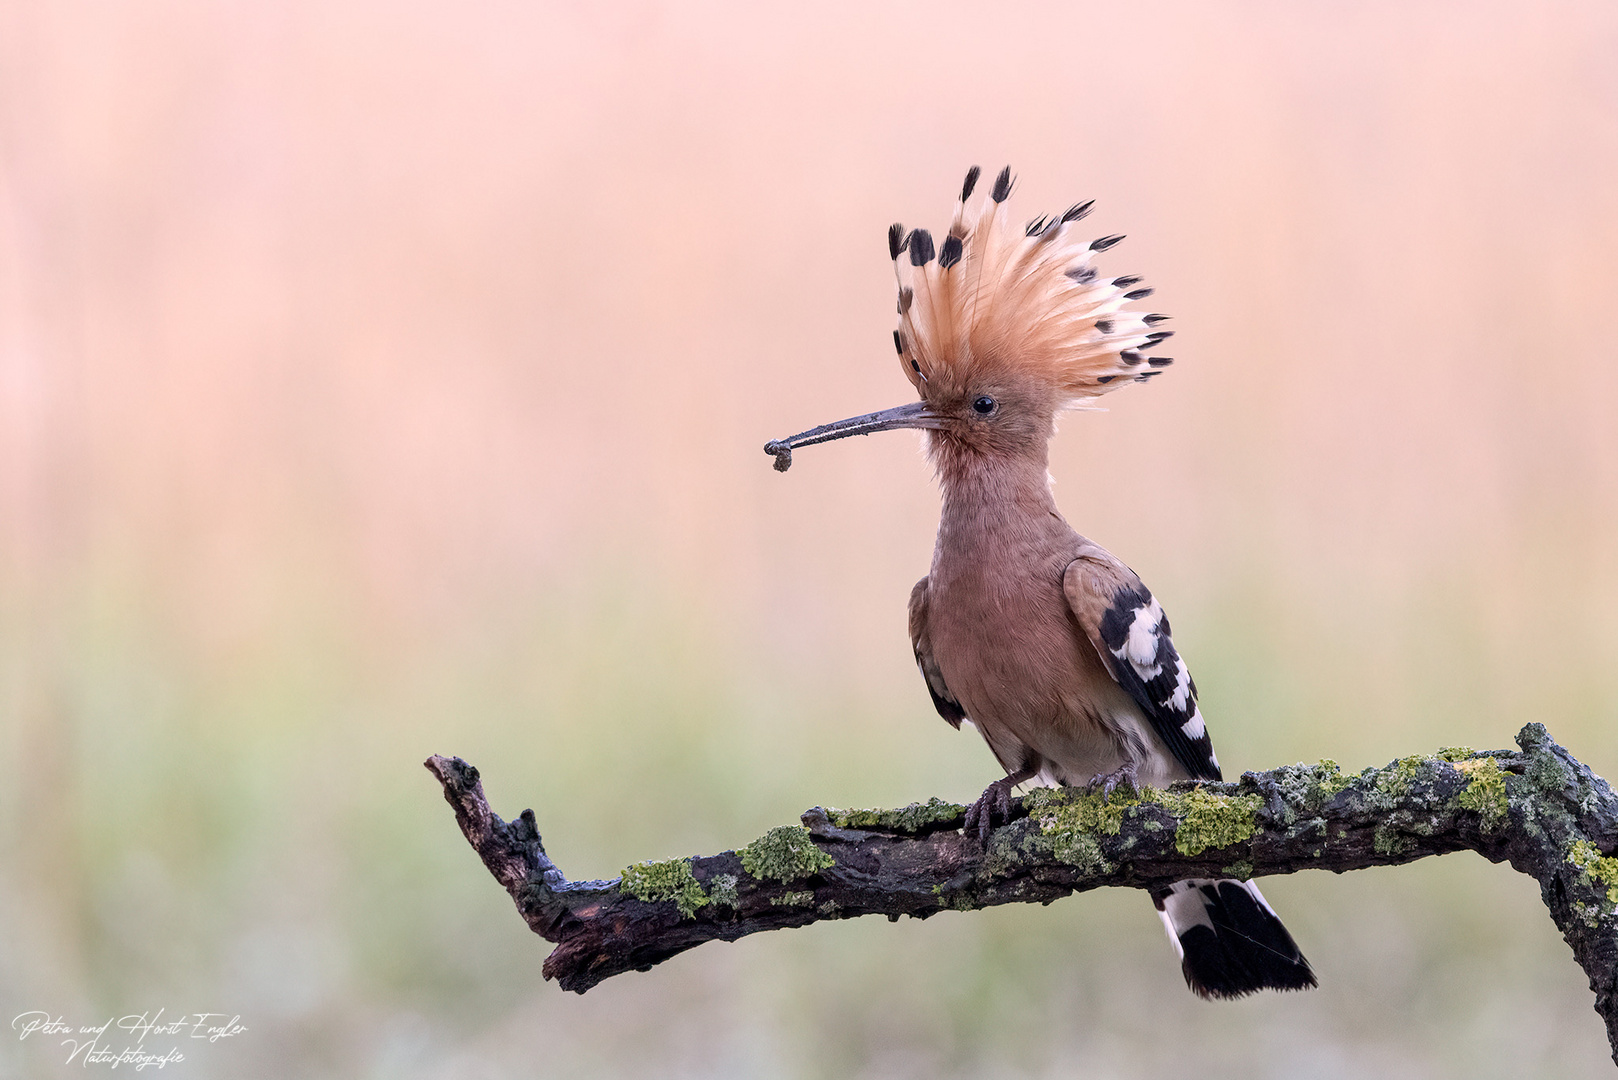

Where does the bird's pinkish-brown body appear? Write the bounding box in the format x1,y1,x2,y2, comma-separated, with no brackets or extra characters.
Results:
918,450,1158,789
766,167,1315,999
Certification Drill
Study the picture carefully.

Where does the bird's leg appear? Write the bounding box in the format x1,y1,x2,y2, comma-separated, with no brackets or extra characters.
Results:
964,765,1040,843
1087,761,1140,804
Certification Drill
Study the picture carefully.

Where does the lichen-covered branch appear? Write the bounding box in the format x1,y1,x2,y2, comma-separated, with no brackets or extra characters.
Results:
426,724,1618,1065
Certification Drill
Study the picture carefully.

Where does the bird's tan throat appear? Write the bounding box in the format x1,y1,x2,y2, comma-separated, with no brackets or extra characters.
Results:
931,442,1070,574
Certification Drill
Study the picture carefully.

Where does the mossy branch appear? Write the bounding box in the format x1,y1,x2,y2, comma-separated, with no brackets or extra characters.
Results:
426,724,1618,1066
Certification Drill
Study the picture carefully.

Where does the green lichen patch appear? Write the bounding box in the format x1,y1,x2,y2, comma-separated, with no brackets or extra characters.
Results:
1454,757,1510,830
1308,759,1354,800
1029,784,1260,859
1028,787,1139,836
827,797,964,833
1373,824,1414,857
770,890,814,907
1146,786,1262,857
1028,787,1143,873
1573,900,1605,929
1525,738,1575,796
1376,755,1432,799
1052,831,1110,874
708,873,739,909
1369,751,1496,810
1568,840,1618,905
970,813,1056,879
1222,860,1255,881
739,825,836,883
1258,760,1355,821
620,858,710,918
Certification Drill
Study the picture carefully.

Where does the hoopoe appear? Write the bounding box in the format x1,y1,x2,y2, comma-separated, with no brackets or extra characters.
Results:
764,167,1316,999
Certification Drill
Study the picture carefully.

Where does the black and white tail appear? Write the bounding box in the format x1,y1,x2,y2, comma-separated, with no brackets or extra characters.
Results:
1152,879,1317,999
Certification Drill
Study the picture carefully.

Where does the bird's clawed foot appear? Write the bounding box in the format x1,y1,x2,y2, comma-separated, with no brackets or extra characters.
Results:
964,774,1025,844
1087,762,1140,803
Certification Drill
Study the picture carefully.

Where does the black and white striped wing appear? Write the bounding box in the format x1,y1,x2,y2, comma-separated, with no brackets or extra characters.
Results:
1064,556,1221,782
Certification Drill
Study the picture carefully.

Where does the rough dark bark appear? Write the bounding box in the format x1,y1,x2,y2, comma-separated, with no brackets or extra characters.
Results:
426,724,1618,1066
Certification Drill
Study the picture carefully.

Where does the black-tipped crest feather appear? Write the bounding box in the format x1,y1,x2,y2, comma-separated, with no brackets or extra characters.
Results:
1062,200,1094,223
990,166,1012,203
960,165,981,202
908,228,935,266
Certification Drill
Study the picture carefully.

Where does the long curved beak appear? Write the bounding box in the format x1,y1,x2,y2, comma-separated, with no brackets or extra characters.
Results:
763,400,940,472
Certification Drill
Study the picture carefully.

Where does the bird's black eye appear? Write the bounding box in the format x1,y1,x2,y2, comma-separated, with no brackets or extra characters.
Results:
972,395,997,416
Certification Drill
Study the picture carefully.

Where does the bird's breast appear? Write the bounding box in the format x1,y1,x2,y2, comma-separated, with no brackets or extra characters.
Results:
926,530,1144,782
928,542,1092,714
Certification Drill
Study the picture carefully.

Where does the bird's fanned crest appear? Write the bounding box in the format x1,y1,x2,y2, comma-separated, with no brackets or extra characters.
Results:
889,166,1174,404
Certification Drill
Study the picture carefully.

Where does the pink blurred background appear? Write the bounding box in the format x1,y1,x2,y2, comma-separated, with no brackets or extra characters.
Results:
4,1,1618,1076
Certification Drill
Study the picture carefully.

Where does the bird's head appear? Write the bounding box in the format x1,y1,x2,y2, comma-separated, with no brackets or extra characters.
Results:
765,166,1173,473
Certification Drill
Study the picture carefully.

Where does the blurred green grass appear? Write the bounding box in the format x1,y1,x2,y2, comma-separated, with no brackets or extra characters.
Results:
7,560,1616,1078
